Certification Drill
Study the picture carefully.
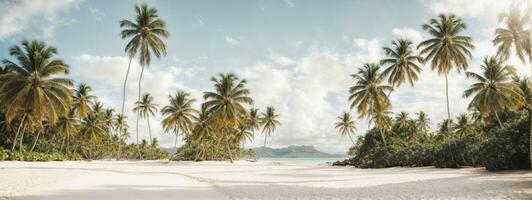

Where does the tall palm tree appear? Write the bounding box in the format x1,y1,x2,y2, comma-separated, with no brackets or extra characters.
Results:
248,108,261,133
335,111,357,145
202,73,254,163
261,106,280,147
455,113,473,138
418,14,475,120
494,5,532,169
349,63,392,129
133,93,158,145
161,90,196,155
416,111,430,132
463,57,524,128
381,39,424,95
0,40,73,151
72,83,96,120
119,3,169,119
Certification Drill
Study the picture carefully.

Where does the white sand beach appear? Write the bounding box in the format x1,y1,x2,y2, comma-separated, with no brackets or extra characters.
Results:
0,161,531,200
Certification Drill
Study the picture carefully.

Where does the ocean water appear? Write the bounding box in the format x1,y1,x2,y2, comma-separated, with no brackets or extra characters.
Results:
256,157,349,165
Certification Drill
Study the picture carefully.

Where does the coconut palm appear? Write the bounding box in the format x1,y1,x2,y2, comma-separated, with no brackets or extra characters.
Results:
438,119,455,138
236,118,254,146
261,106,280,147
161,90,196,155
335,111,357,145
55,111,79,151
81,112,105,160
133,93,158,144
513,76,531,111
248,108,261,132
418,14,474,120
381,39,424,95
394,112,410,131
455,113,473,137
416,111,430,132
0,40,73,151
202,73,254,163
494,5,532,168
72,83,96,120
463,57,525,128
369,107,392,145
349,63,392,129
119,3,169,119
114,114,128,158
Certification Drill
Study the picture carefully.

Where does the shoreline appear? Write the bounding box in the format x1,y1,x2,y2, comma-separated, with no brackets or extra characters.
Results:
1,160,531,200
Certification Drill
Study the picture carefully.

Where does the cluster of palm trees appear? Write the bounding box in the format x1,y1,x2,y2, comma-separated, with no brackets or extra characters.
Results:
337,7,532,167
157,74,280,162
0,40,139,159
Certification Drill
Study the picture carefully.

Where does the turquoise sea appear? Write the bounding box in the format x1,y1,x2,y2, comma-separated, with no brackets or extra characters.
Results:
256,157,349,165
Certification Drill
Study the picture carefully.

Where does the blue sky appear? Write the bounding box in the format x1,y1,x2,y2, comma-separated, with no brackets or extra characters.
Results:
0,0,527,153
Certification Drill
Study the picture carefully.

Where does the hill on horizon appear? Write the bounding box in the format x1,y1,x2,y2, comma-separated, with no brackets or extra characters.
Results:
253,145,345,158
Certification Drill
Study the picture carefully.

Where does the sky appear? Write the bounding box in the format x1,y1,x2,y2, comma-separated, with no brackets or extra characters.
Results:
0,0,528,154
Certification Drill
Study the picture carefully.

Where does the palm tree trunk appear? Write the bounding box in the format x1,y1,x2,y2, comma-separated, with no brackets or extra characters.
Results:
135,64,146,160
19,124,26,152
528,0,532,170
263,133,267,147
379,129,387,146
494,111,504,128
12,113,27,150
347,133,356,145
444,72,451,120
121,58,133,117
30,130,41,152
226,137,234,163
135,113,143,160
147,117,152,145
60,135,66,152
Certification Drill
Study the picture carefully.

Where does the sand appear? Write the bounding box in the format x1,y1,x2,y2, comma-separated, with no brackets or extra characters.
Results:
0,160,530,200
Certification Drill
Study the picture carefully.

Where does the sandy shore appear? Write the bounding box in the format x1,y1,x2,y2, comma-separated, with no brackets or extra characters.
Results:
0,161,530,200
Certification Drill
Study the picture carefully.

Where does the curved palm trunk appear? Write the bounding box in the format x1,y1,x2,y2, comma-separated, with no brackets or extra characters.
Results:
170,130,179,161
226,137,234,163
347,133,356,145
147,117,152,145
379,129,387,146
263,133,267,147
444,72,451,120
135,64,146,160
121,58,133,117
30,130,41,152
19,124,27,152
494,111,504,128
12,113,27,150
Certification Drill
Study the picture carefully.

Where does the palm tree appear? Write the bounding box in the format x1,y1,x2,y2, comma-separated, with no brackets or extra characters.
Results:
81,112,105,160
119,3,169,120
381,39,424,95
56,111,79,151
349,63,392,129
418,14,475,120
335,111,357,145
202,73,254,163
494,5,532,169
513,76,531,111
416,111,430,132
394,111,410,131
261,106,280,147
133,93,158,145
370,107,392,145
455,113,473,137
248,108,261,133
463,57,525,128
0,40,73,151
161,90,196,156
72,83,96,120
438,119,455,138
114,114,128,158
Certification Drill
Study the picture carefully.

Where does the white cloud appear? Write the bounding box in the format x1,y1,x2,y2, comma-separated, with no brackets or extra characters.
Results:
237,40,381,154
225,35,240,45
270,54,296,66
426,0,520,25
87,6,105,21
391,27,423,44
0,0,81,39
283,0,296,7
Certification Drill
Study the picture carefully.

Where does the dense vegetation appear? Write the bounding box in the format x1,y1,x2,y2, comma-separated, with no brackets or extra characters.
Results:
336,7,532,171
0,4,279,162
